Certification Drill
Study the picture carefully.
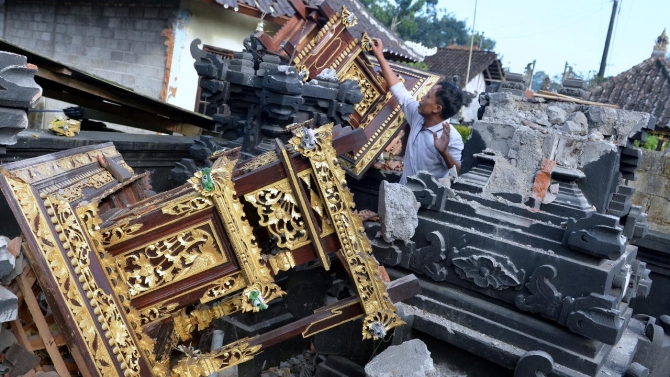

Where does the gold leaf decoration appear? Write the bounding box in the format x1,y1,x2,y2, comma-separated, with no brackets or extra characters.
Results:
244,179,310,250
101,221,143,246
289,124,404,340
118,224,227,298
200,272,247,304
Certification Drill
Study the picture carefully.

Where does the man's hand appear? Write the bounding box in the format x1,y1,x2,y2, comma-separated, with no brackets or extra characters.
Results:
371,38,384,59
432,122,451,153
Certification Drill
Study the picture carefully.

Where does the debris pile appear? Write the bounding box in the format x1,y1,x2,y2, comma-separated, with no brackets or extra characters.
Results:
0,51,41,146
356,91,669,376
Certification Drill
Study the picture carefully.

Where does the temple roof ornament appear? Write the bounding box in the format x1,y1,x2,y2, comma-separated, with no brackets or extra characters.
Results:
652,28,668,57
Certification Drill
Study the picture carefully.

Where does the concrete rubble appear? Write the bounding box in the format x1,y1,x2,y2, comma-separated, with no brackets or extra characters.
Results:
364,339,436,377
378,181,421,243
0,51,41,145
352,87,670,376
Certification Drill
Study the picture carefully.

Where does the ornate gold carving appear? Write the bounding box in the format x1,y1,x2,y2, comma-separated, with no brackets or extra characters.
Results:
361,31,373,52
162,196,213,216
298,171,335,236
188,156,285,312
40,168,115,202
242,282,286,313
118,221,228,298
101,221,143,246
340,5,357,28
330,39,359,73
174,295,245,341
266,251,296,275
341,63,380,117
77,202,164,375
2,176,120,376
289,124,404,340
339,72,440,177
295,63,309,82
200,272,247,304
171,337,261,377
294,16,339,66
11,146,118,184
277,140,331,270
244,179,310,250
236,151,279,175
139,301,179,326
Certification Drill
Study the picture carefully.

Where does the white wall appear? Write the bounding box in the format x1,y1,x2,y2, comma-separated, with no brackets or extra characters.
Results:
461,73,487,123
166,0,280,110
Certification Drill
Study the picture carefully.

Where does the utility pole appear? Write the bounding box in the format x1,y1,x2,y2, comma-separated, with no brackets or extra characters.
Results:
598,0,619,79
465,0,478,86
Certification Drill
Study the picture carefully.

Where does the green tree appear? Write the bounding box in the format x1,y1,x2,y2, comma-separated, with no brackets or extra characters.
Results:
359,1,495,50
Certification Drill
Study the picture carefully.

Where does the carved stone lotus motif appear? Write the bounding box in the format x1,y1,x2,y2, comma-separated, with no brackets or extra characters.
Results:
452,254,523,290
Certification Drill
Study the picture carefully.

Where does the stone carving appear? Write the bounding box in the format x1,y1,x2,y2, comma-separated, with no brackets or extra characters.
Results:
558,293,624,345
369,227,449,282
563,212,626,260
515,265,563,320
451,249,525,290
513,351,554,377
406,171,456,211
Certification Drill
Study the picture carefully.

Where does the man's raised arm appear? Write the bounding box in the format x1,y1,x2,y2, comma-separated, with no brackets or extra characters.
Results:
370,38,399,89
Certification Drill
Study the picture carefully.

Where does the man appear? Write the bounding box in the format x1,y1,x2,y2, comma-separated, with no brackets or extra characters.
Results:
371,38,464,185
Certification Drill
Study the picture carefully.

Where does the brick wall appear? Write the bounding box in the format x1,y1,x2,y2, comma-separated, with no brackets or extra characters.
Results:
1,1,178,98
629,149,670,233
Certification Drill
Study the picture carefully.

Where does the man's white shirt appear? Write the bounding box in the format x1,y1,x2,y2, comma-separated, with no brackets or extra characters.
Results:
390,82,464,185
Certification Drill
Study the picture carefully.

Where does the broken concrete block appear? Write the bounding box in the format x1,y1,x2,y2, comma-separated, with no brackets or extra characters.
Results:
5,343,40,377
569,111,589,129
586,106,617,134
0,325,17,352
547,106,567,125
364,339,435,377
561,120,587,135
0,51,42,109
472,122,516,156
0,107,28,145
0,285,18,323
0,236,16,278
2,252,24,286
378,181,420,243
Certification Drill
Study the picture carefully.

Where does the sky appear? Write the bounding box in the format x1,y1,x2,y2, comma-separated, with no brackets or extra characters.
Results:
436,0,669,79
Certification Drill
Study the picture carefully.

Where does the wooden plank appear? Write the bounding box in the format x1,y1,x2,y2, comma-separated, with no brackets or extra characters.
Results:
29,332,67,350
248,274,420,349
17,269,70,377
35,69,214,127
534,92,620,109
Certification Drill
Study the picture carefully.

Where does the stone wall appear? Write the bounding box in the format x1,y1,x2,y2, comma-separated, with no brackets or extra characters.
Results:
629,149,670,233
0,1,177,98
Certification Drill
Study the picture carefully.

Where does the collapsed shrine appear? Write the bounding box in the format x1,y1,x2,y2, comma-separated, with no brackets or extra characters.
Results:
0,1,668,376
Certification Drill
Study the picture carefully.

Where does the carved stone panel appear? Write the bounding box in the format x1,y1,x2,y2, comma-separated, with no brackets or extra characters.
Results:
450,246,525,291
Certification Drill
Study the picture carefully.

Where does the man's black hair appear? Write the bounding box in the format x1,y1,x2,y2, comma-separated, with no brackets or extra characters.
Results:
435,80,463,120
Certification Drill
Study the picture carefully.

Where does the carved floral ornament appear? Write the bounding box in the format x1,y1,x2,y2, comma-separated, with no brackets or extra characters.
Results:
288,123,404,340
340,5,358,28
187,155,286,313
451,249,525,290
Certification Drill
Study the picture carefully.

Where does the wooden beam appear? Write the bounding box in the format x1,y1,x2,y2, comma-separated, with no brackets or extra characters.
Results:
17,268,70,377
35,69,214,128
248,274,420,349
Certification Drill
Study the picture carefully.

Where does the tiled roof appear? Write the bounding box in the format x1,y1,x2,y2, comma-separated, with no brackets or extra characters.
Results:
589,56,670,131
423,47,500,88
215,0,422,62
323,0,422,62
215,0,296,18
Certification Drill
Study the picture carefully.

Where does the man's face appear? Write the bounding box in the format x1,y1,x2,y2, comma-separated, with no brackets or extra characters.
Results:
418,84,442,118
